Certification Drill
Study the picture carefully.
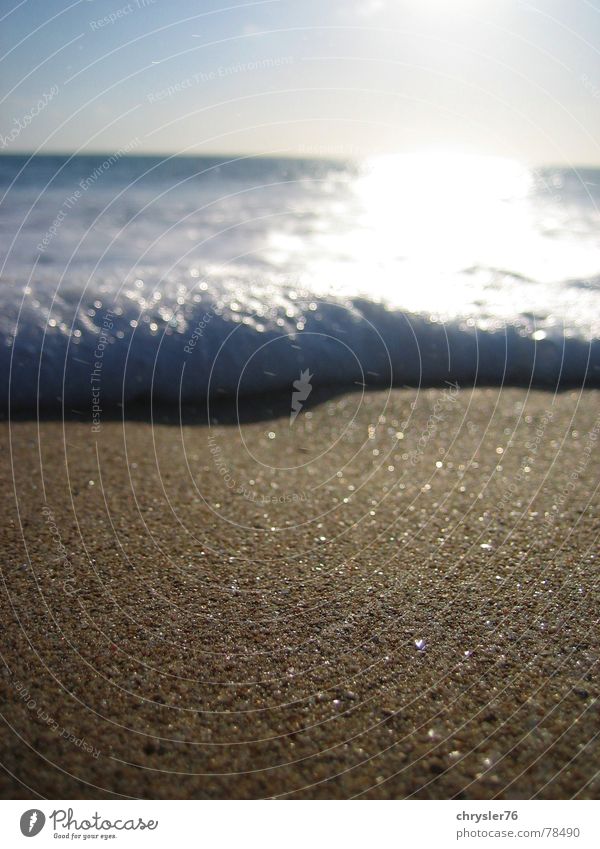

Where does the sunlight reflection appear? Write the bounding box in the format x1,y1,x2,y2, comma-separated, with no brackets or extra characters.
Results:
263,152,600,323
354,152,533,272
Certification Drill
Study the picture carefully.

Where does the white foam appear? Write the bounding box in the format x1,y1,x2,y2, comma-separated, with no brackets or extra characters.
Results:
2,271,598,410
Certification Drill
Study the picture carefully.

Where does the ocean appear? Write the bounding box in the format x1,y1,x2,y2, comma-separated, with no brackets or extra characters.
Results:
1,152,599,410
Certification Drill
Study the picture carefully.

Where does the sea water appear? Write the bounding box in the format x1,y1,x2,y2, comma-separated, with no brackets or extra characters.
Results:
1,152,599,409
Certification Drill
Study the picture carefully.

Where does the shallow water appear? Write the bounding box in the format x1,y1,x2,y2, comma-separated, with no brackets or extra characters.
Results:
1,153,599,409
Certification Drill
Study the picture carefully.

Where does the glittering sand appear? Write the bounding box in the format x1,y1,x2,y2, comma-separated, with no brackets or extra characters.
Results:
1,387,598,799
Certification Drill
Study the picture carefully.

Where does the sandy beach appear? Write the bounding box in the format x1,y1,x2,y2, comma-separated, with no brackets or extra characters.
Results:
1,386,598,799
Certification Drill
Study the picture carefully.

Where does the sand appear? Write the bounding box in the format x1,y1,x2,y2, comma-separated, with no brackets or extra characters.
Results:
0,386,598,799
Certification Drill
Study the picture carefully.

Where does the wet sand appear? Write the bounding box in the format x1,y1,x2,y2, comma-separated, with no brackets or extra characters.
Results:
0,386,598,799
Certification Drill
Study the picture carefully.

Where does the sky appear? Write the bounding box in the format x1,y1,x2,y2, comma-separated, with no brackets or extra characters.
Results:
1,0,600,164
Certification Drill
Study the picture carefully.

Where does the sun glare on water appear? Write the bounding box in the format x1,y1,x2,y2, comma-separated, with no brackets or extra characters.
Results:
355,152,533,270
297,152,535,309
269,151,596,321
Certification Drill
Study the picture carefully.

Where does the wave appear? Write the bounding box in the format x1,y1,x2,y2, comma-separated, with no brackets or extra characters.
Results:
2,279,598,412
2,156,599,410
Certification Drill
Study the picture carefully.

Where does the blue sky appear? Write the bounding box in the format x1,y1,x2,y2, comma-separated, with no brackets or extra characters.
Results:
1,0,600,163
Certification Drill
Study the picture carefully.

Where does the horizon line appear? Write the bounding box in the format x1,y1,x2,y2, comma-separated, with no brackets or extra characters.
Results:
1,150,600,169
